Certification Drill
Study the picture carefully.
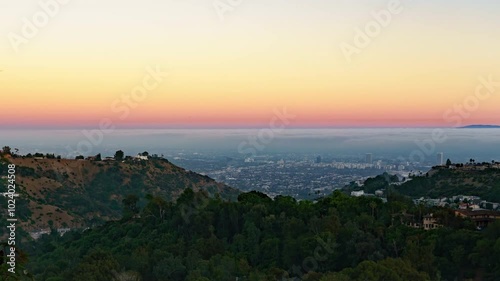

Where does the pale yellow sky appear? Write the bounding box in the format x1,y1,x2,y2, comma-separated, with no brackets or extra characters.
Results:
1,0,499,127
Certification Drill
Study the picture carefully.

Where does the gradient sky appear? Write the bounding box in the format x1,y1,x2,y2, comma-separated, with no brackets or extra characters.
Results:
1,0,500,128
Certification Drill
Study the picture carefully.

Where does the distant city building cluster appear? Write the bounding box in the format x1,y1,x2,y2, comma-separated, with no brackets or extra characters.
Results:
172,152,420,199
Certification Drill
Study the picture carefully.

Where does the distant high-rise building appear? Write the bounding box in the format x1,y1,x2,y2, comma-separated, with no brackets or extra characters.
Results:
437,153,444,166
365,153,373,164
316,156,322,164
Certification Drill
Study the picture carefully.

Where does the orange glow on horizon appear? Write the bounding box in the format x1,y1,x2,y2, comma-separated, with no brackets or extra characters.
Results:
1,1,499,128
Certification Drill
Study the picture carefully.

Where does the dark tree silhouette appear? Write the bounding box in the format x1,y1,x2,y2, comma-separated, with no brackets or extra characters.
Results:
114,150,124,161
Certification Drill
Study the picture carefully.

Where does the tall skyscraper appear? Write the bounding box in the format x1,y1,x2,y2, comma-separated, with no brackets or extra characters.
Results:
437,153,444,165
365,153,373,164
316,156,322,164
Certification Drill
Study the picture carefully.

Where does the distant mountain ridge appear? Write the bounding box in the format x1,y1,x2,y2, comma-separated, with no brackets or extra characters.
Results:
459,124,500,128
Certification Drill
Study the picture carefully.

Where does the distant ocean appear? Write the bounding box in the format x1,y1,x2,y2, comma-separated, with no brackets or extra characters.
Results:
1,128,500,163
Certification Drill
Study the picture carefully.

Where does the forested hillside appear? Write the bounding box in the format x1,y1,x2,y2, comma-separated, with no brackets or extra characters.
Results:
25,190,500,281
350,167,500,202
396,167,500,202
0,154,239,232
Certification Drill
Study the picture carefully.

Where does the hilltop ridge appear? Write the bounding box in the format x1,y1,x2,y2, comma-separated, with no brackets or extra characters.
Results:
395,163,500,202
0,152,239,232
350,161,500,203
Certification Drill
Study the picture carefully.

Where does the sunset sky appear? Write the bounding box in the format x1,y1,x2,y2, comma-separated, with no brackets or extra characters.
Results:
1,0,499,128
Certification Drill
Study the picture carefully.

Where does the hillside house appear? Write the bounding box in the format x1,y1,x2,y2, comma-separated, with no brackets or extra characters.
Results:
29,229,51,240
455,209,500,229
423,214,442,230
135,154,148,161
57,228,71,236
350,190,364,197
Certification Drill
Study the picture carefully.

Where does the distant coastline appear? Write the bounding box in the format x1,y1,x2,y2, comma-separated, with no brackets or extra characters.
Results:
459,125,500,129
